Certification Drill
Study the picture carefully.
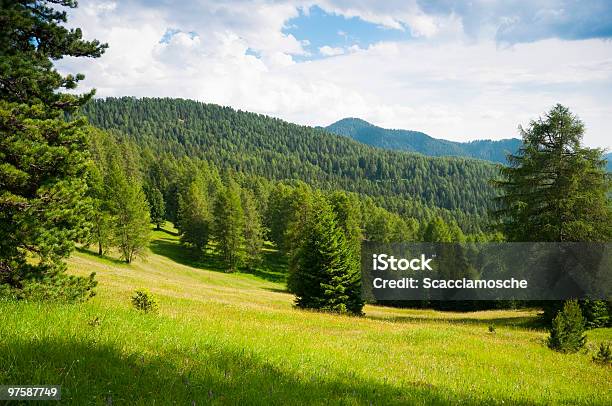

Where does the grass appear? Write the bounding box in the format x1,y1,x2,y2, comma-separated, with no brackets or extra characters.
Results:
0,226,610,405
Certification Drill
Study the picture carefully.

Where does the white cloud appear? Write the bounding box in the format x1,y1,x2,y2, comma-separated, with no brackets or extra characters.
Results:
55,1,612,149
319,45,344,56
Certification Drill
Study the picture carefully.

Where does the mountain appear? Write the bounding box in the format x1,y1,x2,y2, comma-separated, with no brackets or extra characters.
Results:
81,97,499,231
325,118,521,164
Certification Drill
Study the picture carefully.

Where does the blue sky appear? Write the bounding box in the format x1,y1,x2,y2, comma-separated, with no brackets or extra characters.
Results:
283,6,412,60
58,1,612,148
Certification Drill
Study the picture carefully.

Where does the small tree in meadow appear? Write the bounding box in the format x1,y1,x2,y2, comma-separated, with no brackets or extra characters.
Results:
547,300,586,353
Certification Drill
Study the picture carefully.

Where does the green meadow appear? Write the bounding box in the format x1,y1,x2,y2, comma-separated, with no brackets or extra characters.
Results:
1,227,610,405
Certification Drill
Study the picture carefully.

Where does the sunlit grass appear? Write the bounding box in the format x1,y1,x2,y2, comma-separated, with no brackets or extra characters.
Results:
0,226,610,405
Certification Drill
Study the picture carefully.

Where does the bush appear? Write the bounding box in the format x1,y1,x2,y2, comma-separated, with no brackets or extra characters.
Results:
547,300,586,353
131,289,159,313
592,343,611,366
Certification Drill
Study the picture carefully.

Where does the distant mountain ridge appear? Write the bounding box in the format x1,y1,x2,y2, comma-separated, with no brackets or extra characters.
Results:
325,118,521,164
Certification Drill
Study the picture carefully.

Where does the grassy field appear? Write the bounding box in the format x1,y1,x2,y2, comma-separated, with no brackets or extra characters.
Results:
0,227,610,405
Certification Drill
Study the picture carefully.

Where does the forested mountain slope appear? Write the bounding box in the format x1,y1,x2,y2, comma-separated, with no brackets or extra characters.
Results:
82,97,498,220
326,118,521,164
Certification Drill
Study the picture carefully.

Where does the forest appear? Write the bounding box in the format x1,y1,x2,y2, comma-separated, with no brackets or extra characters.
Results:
1,1,611,404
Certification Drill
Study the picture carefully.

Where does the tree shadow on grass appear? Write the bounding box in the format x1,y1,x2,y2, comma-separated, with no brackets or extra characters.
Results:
75,246,127,266
0,335,537,405
149,236,227,273
241,249,288,284
150,236,289,284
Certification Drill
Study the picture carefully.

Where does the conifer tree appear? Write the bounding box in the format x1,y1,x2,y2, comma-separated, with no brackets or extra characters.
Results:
87,161,113,256
144,184,165,230
241,189,265,269
107,163,151,264
290,196,364,315
177,178,211,253
213,179,245,271
423,216,452,242
494,104,611,242
0,0,106,298
547,300,587,353
494,105,612,322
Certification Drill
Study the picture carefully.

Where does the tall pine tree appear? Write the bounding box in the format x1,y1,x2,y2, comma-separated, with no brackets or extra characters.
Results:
289,196,363,315
494,104,611,242
213,179,245,271
0,0,106,299
177,177,211,254
106,162,151,264
241,189,265,270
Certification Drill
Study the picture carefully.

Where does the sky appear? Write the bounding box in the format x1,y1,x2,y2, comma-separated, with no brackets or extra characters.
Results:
57,0,612,149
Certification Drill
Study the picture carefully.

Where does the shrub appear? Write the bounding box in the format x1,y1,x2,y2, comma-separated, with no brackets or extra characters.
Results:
592,343,611,366
488,325,496,334
547,300,586,353
131,289,159,313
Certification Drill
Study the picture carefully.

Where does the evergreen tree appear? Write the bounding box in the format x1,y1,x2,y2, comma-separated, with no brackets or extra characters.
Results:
494,104,611,242
177,178,211,254
241,189,265,270
547,300,587,353
494,105,612,323
107,163,151,264
423,216,452,242
289,197,364,315
87,160,113,256
0,0,105,299
144,184,165,230
213,179,245,271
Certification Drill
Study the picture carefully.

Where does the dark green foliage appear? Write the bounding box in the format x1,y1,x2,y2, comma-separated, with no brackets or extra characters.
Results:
177,177,211,253
241,189,265,269
494,104,611,242
592,342,611,366
0,271,97,302
131,289,158,313
213,179,245,271
326,117,521,164
0,0,106,300
81,97,499,233
106,162,151,263
580,299,610,329
0,0,107,108
144,184,165,230
547,300,586,353
289,196,363,315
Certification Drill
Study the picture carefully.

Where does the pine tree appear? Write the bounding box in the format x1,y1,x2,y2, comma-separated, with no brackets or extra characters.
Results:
87,161,113,256
107,163,151,264
290,197,364,315
144,184,165,230
177,178,211,254
493,105,612,324
547,300,587,353
494,104,611,242
423,216,452,242
241,189,265,270
213,179,245,271
0,0,106,299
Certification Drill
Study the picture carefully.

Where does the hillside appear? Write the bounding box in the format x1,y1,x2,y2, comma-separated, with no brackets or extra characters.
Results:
81,98,498,220
1,226,610,404
326,118,521,164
